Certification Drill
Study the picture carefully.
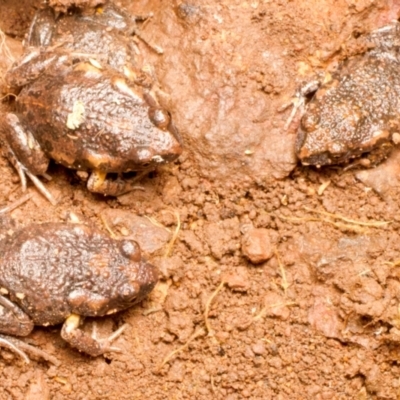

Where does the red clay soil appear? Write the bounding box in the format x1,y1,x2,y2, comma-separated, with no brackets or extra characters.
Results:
1,0,400,399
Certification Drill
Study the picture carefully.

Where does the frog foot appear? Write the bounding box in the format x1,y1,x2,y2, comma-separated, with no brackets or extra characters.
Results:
6,150,57,206
61,314,127,357
0,334,60,365
283,78,322,131
91,321,127,354
0,334,30,363
23,168,57,206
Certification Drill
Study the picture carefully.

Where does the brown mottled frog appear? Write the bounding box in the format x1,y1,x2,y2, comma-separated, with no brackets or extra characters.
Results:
0,218,158,360
295,22,400,167
1,3,182,204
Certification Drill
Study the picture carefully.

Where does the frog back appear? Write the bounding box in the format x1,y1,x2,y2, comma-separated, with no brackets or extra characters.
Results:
16,64,174,173
0,223,138,325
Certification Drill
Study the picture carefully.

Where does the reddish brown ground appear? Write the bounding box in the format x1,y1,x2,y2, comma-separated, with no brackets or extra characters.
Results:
1,0,400,399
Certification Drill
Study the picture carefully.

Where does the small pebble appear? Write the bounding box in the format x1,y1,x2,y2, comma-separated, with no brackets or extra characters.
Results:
252,341,266,355
241,228,278,264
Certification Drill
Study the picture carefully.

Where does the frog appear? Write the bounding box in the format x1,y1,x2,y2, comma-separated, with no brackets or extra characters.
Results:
27,2,163,70
0,216,159,361
294,21,400,167
1,3,182,204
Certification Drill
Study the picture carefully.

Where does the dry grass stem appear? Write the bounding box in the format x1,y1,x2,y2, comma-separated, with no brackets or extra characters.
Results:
317,180,331,195
319,219,368,233
145,215,170,230
303,206,390,228
141,306,163,316
277,215,321,223
0,193,32,215
0,93,17,101
0,335,60,366
0,28,15,64
142,281,171,316
385,260,400,268
162,209,181,257
204,281,226,336
274,250,289,296
15,339,61,366
100,215,117,238
276,206,390,233
253,301,297,321
158,327,206,369
211,376,216,393
277,214,372,233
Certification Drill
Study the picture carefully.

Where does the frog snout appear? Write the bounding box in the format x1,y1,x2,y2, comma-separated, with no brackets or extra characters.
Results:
300,151,333,166
161,124,183,161
295,128,307,156
148,129,183,165
135,260,159,301
157,138,182,163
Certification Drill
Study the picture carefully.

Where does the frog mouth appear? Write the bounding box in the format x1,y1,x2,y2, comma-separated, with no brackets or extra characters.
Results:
299,152,333,166
299,151,354,167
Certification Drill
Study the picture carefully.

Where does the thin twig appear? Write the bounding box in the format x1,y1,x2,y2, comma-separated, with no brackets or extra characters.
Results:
0,336,30,363
0,193,32,214
25,170,57,205
0,28,15,64
204,281,226,335
100,215,117,238
158,327,206,370
163,210,181,257
274,250,289,296
0,334,60,366
303,206,390,228
14,339,60,366
253,301,297,321
276,214,369,233
0,93,17,101
144,215,171,230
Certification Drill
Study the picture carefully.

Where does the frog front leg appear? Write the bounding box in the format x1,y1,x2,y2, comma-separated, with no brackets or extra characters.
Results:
283,77,323,131
87,169,147,196
0,113,56,205
0,296,60,364
0,294,33,361
5,50,69,89
0,294,34,337
61,314,127,357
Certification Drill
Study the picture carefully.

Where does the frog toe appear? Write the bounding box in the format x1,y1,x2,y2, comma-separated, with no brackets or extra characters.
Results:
0,334,60,365
1,113,54,203
24,170,57,206
14,160,28,192
8,153,56,205
61,314,127,357
1,143,28,191
91,322,127,354
0,334,30,363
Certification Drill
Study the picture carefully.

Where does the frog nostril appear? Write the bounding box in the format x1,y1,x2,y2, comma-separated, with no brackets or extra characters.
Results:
121,282,140,303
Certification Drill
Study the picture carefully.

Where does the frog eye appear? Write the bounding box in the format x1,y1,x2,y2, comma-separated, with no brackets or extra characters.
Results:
301,111,320,132
120,240,141,262
149,108,171,130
